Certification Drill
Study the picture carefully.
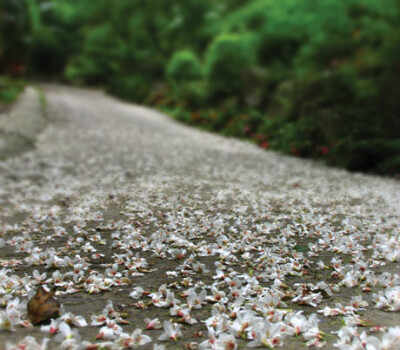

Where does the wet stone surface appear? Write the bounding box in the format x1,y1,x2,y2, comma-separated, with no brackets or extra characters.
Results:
0,85,399,349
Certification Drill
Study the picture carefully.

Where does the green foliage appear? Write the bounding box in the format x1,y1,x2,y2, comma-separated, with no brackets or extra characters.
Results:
65,24,126,85
2,0,399,175
108,76,151,102
29,28,70,76
0,77,25,104
0,0,29,74
166,50,204,103
205,34,256,100
25,0,42,34
333,139,400,174
166,50,203,87
65,57,99,84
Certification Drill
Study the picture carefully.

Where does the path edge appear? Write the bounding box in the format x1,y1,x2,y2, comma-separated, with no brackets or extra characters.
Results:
0,86,47,160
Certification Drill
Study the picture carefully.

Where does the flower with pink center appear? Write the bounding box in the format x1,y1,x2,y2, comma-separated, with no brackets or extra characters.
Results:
115,329,152,348
6,336,49,350
214,332,237,350
247,320,286,348
227,310,260,339
187,289,207,310
145,318,162,330
157,321,182,341
41,318,63,335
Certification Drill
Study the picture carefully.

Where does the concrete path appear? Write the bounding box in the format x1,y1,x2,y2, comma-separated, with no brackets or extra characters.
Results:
0,87,46,160
0,85,399,349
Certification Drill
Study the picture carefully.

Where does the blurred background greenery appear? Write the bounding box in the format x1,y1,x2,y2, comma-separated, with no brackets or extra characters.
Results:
1,0,399,175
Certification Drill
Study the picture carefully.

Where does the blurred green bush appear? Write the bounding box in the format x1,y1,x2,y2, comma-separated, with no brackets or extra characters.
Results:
205,34,256,101
65,24,125,85
0,77,25,105
167,51,203,86
166,50,204,104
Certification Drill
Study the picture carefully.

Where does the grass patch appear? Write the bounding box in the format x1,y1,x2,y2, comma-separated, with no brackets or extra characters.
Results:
0,76,25,105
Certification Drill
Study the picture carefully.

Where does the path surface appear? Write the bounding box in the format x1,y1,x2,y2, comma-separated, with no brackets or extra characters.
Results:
0,87,45,160
0,85,399,349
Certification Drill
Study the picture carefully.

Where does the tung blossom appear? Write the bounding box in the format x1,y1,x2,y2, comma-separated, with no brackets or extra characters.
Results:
145,318,162,330
157,321,182,341
247,320,288,348
373,286,400,311
115,329,152,348
6,336,49,350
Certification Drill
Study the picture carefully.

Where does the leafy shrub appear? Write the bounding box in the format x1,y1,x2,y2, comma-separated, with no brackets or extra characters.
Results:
65,57,100,85
166,51,203,84
166,50,204,103
0,77,25,104
65,24,125,85
258,31,303,67
108,76,152,102
333,139,400,174
205,34,256,100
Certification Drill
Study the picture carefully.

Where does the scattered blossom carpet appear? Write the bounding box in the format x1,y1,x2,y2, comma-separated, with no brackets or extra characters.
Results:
0,85,399,349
